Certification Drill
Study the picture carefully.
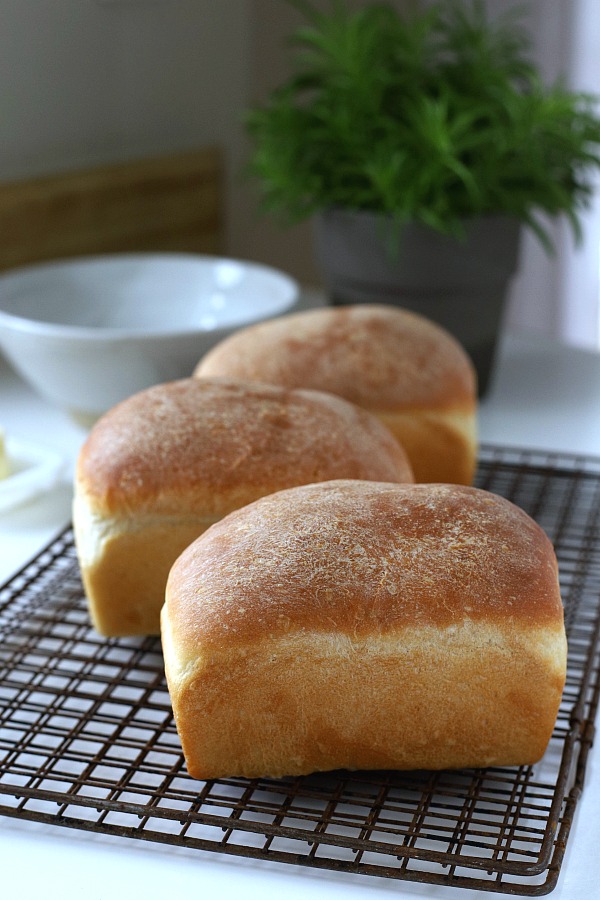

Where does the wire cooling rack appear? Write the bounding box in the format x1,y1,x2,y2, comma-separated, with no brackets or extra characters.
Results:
1,445,599,895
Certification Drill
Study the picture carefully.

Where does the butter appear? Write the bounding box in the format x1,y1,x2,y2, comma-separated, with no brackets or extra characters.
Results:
0,428,9,479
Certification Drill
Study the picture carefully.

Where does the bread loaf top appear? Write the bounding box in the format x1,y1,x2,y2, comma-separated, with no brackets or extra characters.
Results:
75,378,413,518
194,304,476,412
165,480,564,661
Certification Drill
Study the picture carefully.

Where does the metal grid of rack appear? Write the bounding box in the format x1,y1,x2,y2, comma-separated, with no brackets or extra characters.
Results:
1,446,599,895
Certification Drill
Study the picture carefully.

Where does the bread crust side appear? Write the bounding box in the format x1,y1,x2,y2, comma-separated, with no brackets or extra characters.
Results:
74,503,217,636
377,407,476,484
164,626,566,780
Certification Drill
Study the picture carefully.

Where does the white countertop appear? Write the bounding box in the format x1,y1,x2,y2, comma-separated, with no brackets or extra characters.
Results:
1,331,599,899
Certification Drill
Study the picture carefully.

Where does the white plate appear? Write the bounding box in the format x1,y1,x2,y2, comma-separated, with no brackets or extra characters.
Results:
0,437,65,512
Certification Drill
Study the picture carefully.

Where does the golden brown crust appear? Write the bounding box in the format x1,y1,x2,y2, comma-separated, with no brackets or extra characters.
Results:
74,379,413,637
195,305,475,410
167,481,562,651
76,377,413,518
194,304,478,484
163,480,567,779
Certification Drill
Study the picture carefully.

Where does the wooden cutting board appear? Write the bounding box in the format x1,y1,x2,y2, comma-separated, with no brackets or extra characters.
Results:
0,147,223,271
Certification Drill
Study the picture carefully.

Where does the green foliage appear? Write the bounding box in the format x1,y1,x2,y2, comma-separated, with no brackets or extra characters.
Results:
246,0,600,247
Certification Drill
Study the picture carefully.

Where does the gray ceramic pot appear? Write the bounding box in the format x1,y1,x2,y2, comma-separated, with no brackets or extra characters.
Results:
313,210,522,395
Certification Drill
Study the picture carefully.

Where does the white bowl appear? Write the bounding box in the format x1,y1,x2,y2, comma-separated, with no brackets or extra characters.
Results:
0,253,298,425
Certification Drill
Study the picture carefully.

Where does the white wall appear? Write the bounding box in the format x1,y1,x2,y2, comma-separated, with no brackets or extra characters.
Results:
0,0,252,252
498,0,600,347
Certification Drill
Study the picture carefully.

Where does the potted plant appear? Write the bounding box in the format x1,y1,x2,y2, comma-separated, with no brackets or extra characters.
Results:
245,0,600,394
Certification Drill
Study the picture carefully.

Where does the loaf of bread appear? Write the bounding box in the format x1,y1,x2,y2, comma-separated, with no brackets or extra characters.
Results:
162,480,566,779
194,304,477,484
73,378,413,637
